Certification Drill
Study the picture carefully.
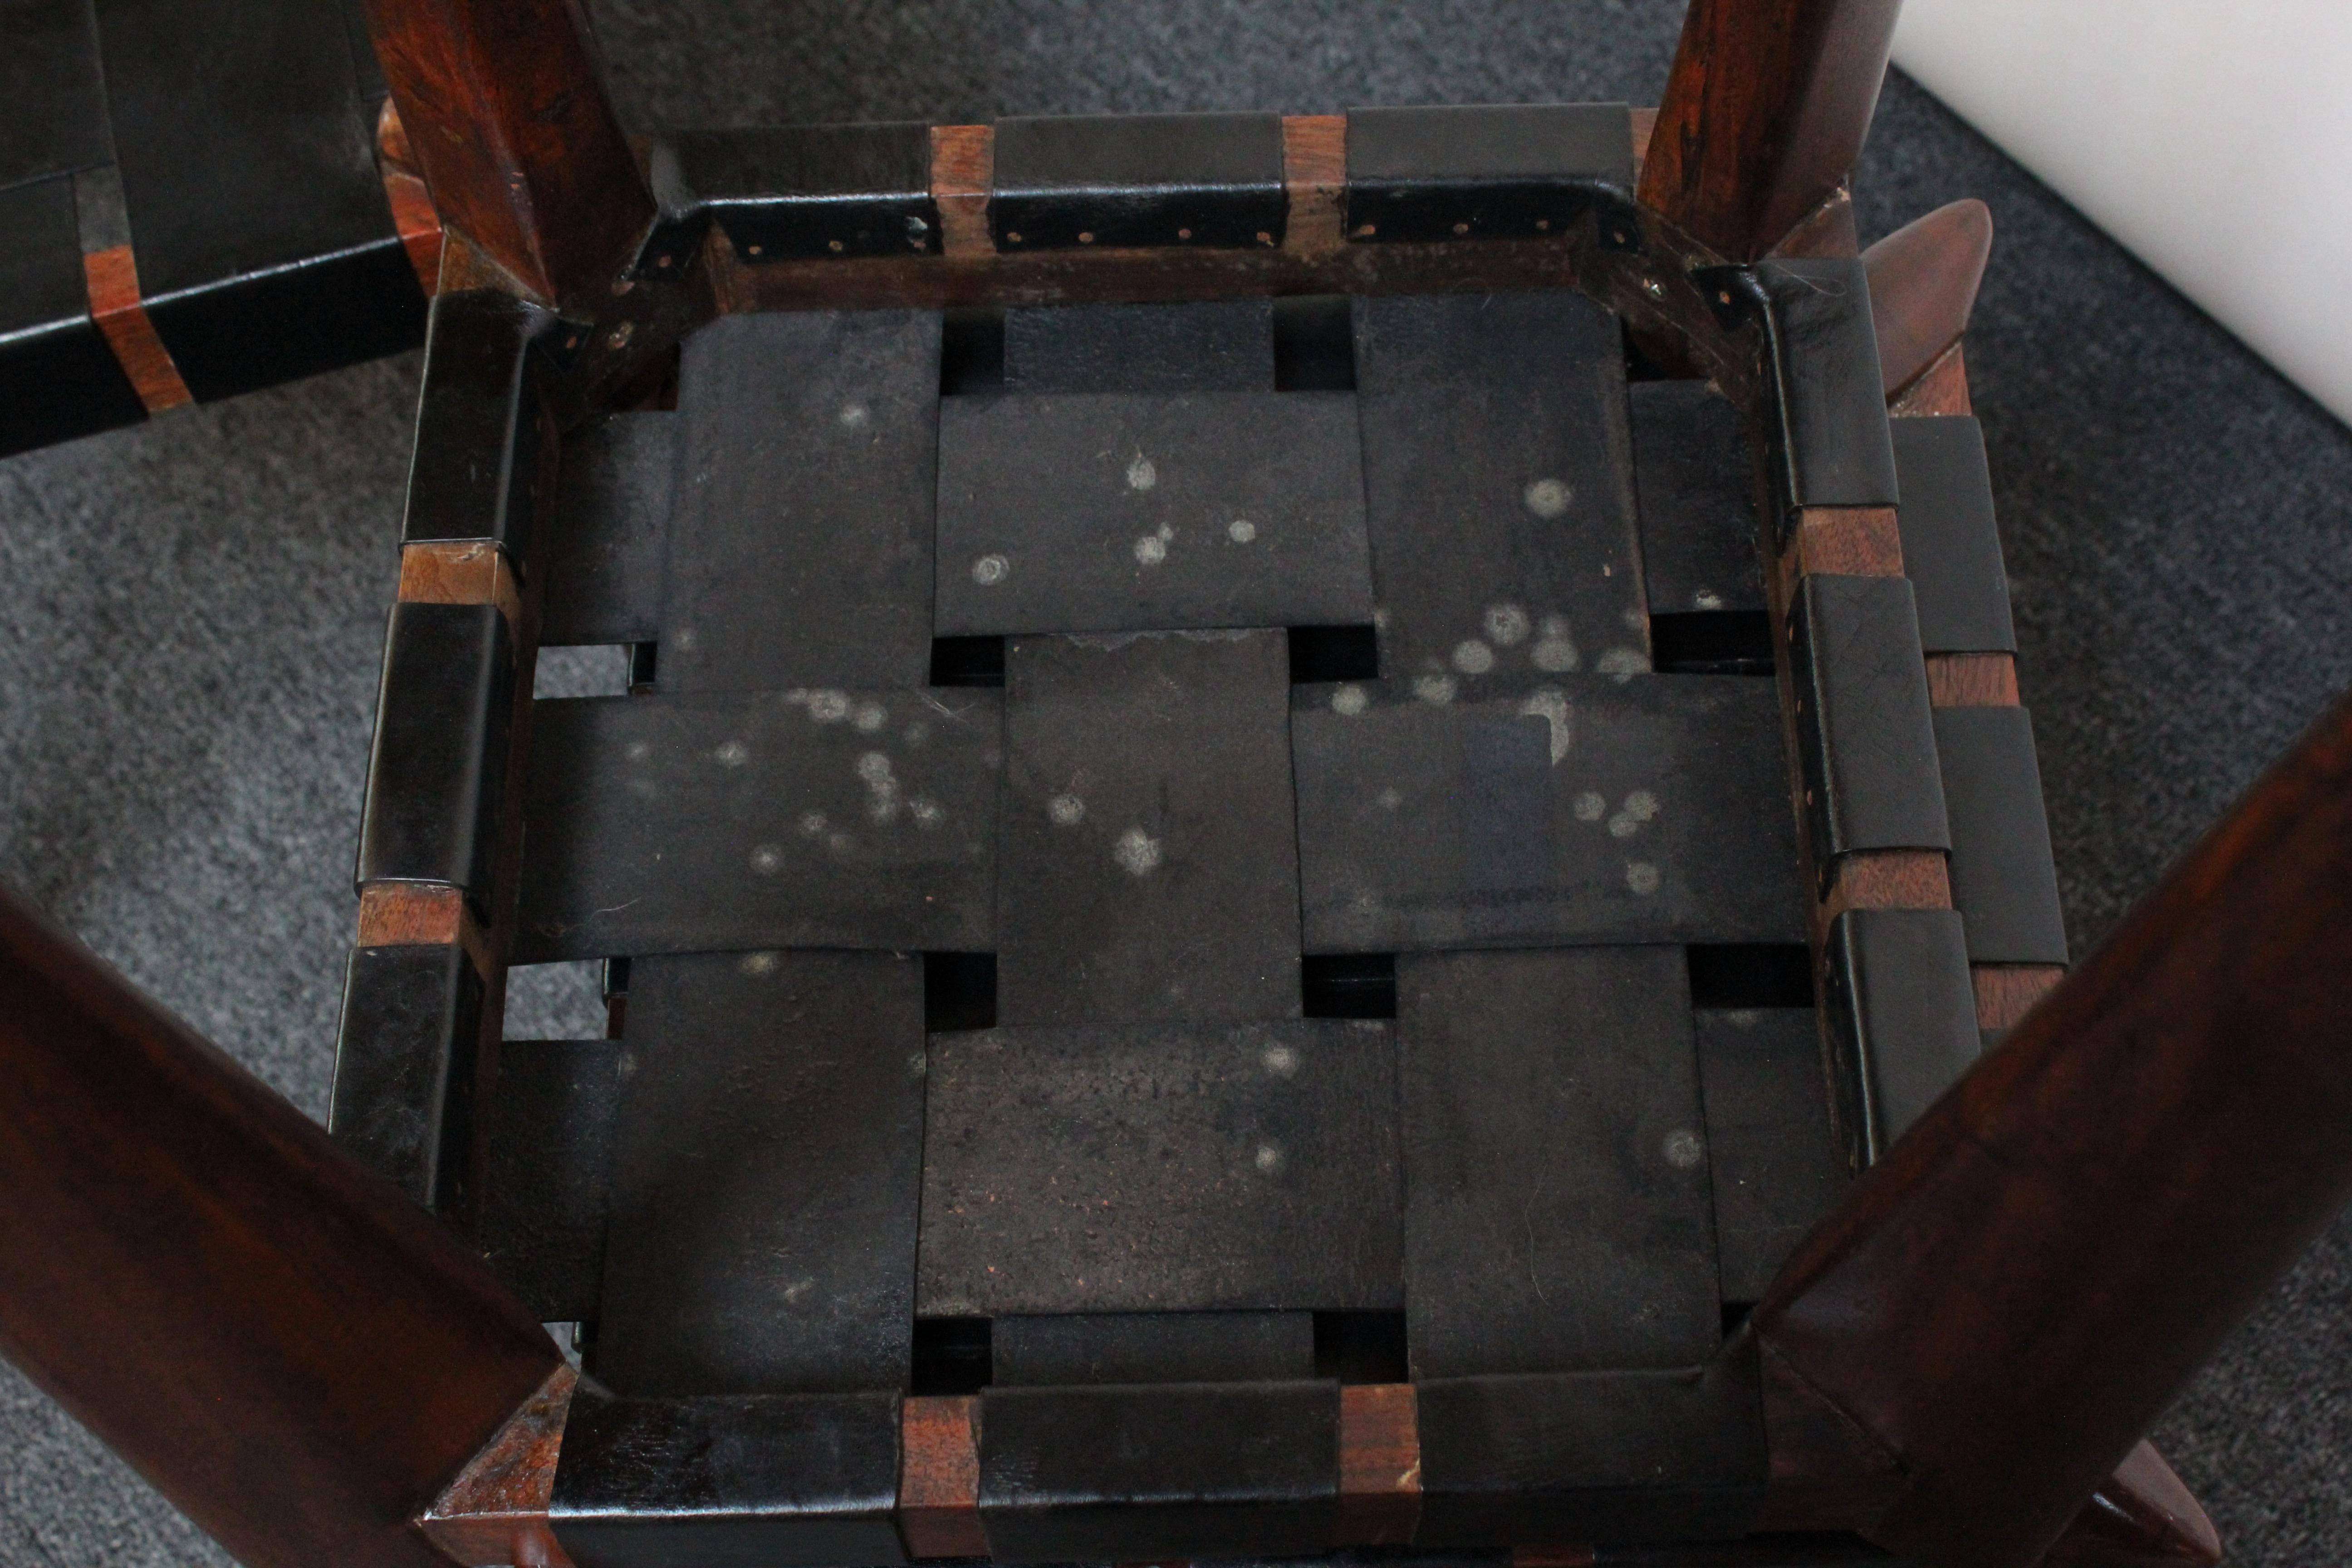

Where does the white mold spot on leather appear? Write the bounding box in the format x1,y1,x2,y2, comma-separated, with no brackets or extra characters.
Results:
1524,478,1571,517
1114,826,1163,876
1532,613,1580,672
1598,647,1649,682
1452,639,1495,675
1517,687,1573,764
1485,604,1531,646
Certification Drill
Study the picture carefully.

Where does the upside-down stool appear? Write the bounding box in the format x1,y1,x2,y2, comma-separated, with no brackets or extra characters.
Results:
3,5,2348,1568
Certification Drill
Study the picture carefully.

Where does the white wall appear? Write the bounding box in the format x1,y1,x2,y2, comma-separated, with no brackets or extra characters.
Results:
1892,0,2352,425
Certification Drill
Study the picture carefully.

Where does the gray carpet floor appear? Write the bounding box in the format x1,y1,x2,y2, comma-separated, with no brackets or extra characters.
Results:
1,1,2346,1562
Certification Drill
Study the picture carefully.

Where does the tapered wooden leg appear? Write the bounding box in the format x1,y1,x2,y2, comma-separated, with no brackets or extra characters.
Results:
1754,688,2352,1568
0,885,562,1568
1863,200,1994,400
361,0,653,306
1640,0,1903,261
2046,1442,2222,1568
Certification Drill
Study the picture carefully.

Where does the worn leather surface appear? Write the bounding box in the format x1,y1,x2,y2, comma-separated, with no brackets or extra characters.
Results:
542,412,678,647
978,1380,1340,1560
1345,102,1635,242
0,175,145,457
1397,947,1723,1379
478,1039,621,1323
96,0,422,400
327,942,482,1212
990,111,1287,251
1894,415,2017,655
355,600,514,908
1758,257,1903,522
651,122,941,262
1695,1006,1851,1304
1935,704,2068,965
594,951,927,1397
549,1385,908,1568
1790,574,1951,872
1823,906,1981,1164
399,290,554,560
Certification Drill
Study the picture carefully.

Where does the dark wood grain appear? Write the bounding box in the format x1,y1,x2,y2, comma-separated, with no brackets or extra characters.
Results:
1972,964,2065,1033
1337,1382,1422,1546
1755,685,2352,1567
398,538,523,630
2044,1441,2223,1568
1892,342,1974,417
1820,850,1954,929
1283,114,1349,256
1926,652,2019,709
1639,0,1903,261
1757,1335,1904,1532
899,1394,988,1558
1768,186,1859,260
1865,200,1994,401
1775,506,1905,611
376,99,445,297
356,882,490,977
83,245,193,412
930,124,995,260
361,0,653,306
0,883,562,1568
420,1363,578,1567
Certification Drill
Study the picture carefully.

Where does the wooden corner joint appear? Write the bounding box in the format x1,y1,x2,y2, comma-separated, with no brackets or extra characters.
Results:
81,246,195,414
399,540,524,632
1753,1334,1905,1534
1337,1382,1421,1547
419,1362,578,1568
1766,186,1859,261
1890,340,1972,417
374,98,444,298
899,1394,988,1558
1925,652,2020,709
